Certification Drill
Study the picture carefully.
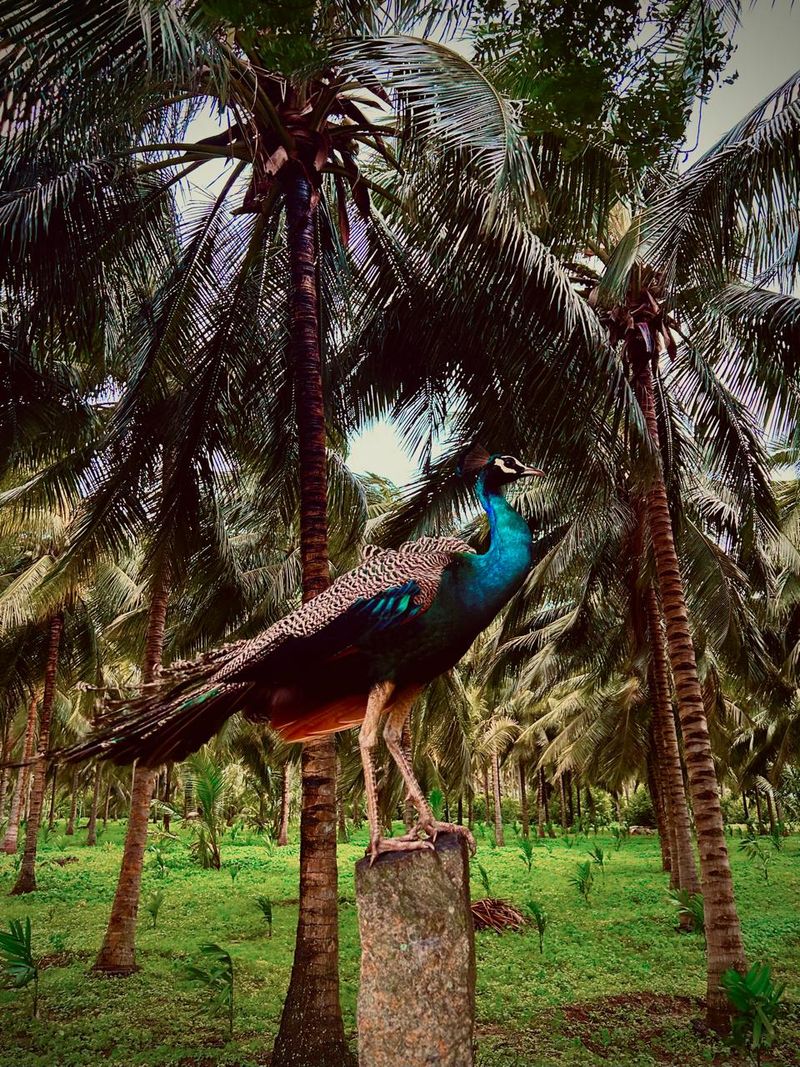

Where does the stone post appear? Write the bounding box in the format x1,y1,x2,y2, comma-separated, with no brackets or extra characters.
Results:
355,833,475,1067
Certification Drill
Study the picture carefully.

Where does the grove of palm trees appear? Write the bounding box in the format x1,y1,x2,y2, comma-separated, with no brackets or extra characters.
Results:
1,1,799,1065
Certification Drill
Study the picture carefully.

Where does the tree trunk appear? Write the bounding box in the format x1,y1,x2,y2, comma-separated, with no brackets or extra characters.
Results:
753,790,765,834
272,164,353,1067
566,770,574,826
635,358,746,1028
47,770,57,830
467,793,474,831
2,693,39,855
93,571,168,973
163,763,172,833
537,770,546,838
12,614,63,894
647,745,672,875
576,779,581,822
559,775,568,832
0,718,10,825
491,753,504,846
765,790,776,834
519,763,530,839
103,783,111,828
277,762,291,846
86,764,102,846
647,587,700,897
65,768,79,835
741,791,749,823
482,765,491,826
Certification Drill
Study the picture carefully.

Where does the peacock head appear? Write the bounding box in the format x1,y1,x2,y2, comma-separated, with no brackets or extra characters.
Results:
459,444,544,488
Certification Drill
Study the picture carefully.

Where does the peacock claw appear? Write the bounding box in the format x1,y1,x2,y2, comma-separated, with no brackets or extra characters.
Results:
366,836,435,866
419,820,477,856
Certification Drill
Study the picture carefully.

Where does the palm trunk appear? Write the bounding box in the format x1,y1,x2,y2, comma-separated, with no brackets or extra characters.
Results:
93,571,168,973
753,790,765,834
12,614,63,894
272,164,352,1067
519,762,530,838
647,587,700,897
277,762,291,846
2,693,38,855
537,769,546,838
483,764,492,826
765,791,776,834
162,763,173,833
635,358,745,1028
103,783,111,828
647,745,672,874
0,719,10,825
65,768,79,835
559,775,568,832
491,752,504,846
86,764,102,846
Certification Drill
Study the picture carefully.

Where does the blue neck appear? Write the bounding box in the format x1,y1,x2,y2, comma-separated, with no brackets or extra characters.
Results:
473,471,533,583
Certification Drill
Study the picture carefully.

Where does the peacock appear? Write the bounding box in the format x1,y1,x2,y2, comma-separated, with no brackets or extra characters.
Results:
58,446,543,860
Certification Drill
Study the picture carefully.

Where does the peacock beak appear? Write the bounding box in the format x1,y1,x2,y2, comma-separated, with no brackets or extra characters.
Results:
521,466,545,477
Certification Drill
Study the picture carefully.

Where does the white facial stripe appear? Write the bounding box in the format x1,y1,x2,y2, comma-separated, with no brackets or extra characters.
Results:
495,459,518,475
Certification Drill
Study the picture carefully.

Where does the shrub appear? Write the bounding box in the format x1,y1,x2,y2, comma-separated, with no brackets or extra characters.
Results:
668,888,705,938
184,943,235,1040
524,899,548,953
622,786,656,828
255,896,273,938
0,918,39,1018
723,963,785,1065
569,861,594,904
518,837,535,874
144,889,166,929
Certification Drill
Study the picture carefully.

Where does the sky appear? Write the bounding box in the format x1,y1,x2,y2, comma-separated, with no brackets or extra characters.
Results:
347,0,800,486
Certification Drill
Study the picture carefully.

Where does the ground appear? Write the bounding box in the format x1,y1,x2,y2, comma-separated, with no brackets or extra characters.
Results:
0,822,798,1066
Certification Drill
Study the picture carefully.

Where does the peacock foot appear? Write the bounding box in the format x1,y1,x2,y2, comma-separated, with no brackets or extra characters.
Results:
418,819,477,855
366,834,434,866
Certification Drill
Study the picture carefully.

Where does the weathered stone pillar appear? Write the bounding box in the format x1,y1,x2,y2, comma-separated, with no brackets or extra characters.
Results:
355,833,475,1067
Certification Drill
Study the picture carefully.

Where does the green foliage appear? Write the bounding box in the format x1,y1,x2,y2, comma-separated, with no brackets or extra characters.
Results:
255,896,273,938
622,788,656,829
227,862,242,887
569,860,594,904
184,944,235,1040
144,889,166,930
740,834,773,883
428,788,444,821
0,918,39,1018
587,844,607,878
524,898,549,954
517,836,535,874
770,823,785,852
723,964,786,1065
474,860,492,897
610,824,628,850
668,888,705,939
149,846,169,879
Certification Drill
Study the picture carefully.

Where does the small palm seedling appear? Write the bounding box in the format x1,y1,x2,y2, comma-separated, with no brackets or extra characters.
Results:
0,918,40,1017
525,899,549,953
518,837,535,874
723,963,785,1066
184,943,235,1040
610,825,627,851
740,834,773,883
227,862,242,888
149,846,169,879
563,834,576,849
474,861,492,898
428,788,445,821
668,888,705,938
570,861,594,904
144,889,166,930
256,896,273,938
588,844,607,879
770,823,785,852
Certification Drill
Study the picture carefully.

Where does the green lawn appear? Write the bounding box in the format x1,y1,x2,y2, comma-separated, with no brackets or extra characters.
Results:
1,823,798,1066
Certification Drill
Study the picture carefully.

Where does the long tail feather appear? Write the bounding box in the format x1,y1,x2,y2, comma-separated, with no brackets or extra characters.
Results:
56,683,251,768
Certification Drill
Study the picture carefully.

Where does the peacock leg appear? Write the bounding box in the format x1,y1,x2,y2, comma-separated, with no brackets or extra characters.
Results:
383,693,476,855
360,681,433,865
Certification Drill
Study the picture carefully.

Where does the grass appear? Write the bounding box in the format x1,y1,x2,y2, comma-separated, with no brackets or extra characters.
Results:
0,822,798,1066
